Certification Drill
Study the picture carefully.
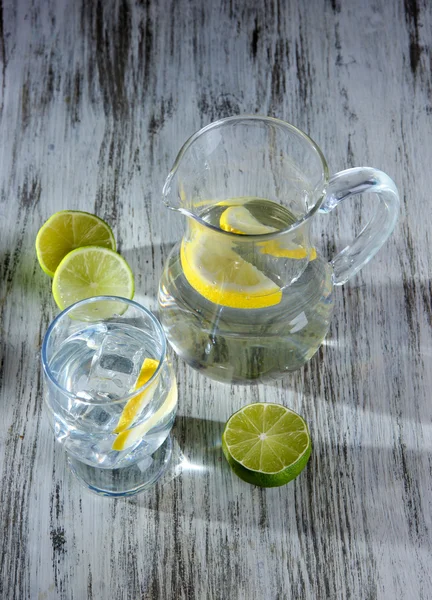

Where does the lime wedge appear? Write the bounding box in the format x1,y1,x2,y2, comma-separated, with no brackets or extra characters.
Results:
52,246,134,311
222,403,311,487
36,210,116,276
113,358,160,434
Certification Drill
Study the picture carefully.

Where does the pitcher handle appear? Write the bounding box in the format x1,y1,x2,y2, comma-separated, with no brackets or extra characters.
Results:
319,167,399,285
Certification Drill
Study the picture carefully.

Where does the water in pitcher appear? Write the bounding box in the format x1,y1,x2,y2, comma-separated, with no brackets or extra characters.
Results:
159,198,334,384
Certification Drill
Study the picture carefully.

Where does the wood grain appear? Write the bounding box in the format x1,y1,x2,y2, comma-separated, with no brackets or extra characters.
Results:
0,0,431,598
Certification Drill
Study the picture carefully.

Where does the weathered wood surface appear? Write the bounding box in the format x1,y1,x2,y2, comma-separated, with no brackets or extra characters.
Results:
0,0,431,598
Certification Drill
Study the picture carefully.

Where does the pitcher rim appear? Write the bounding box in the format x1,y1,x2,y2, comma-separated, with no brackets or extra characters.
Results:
162,115,329,239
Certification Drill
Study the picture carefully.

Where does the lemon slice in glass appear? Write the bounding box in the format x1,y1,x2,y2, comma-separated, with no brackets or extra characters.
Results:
112,379,178,452
222,402,312,487
113,358,160,434
36,210,116,276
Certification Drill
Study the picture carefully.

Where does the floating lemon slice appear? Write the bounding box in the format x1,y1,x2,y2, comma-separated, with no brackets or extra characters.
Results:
220,205,277,235
113,358,160,435
112,379,178,452
219,205,316,260
181,224,282,309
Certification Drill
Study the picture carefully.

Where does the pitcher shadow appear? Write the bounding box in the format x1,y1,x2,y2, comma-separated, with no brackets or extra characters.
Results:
121,242,176,302
245,277,431,423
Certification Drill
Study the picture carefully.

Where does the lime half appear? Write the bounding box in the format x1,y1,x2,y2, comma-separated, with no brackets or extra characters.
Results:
36,210,116,276
52,246,134,311
222,403,311,487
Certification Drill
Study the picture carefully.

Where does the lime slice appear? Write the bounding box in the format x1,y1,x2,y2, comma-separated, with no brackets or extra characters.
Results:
112,379,177,451
36,210,116,276
181,223,282,309
52,246,134,311
222,402,311,487
219,205,316,260
113,358,160,434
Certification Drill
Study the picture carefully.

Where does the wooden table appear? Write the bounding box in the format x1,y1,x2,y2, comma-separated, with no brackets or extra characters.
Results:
1,1,431,598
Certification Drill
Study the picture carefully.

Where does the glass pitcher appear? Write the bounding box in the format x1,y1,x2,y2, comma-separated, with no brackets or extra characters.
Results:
158,116,399,384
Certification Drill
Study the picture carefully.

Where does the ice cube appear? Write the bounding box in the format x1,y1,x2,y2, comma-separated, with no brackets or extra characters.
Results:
70,323,108,349
76,390,95,402
99,354,134,374
136,456,153,472
82,406,112,427
83,328,147,398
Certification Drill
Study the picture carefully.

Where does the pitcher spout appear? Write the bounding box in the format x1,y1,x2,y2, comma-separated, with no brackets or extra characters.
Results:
162,170,181,211
162,150,199,218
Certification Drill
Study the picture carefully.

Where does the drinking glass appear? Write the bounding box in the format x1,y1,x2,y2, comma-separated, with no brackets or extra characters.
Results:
41,296,177,497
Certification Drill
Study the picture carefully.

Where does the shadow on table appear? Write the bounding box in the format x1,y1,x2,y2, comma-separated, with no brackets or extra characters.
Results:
121,242,175,299
129,415,431,548
131,414,226,501
246,276,431,422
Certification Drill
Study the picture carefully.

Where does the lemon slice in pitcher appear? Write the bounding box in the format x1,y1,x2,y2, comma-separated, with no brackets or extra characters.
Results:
220,205,277,235
181,229,282,309
220,205,315,260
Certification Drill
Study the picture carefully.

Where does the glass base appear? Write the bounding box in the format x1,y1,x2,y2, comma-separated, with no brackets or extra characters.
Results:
67,435,173,497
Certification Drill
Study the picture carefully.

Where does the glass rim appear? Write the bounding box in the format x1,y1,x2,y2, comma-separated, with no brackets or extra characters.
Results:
162,114,330,239
41,296,167,405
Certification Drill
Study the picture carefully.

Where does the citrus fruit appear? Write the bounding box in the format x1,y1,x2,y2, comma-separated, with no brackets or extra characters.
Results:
112,379,177,451
219,205,316,260
52,246,134,311
113,358,160,434
220,205,277,235
36,210,116,276
181,224,282,309
222,402,312,487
